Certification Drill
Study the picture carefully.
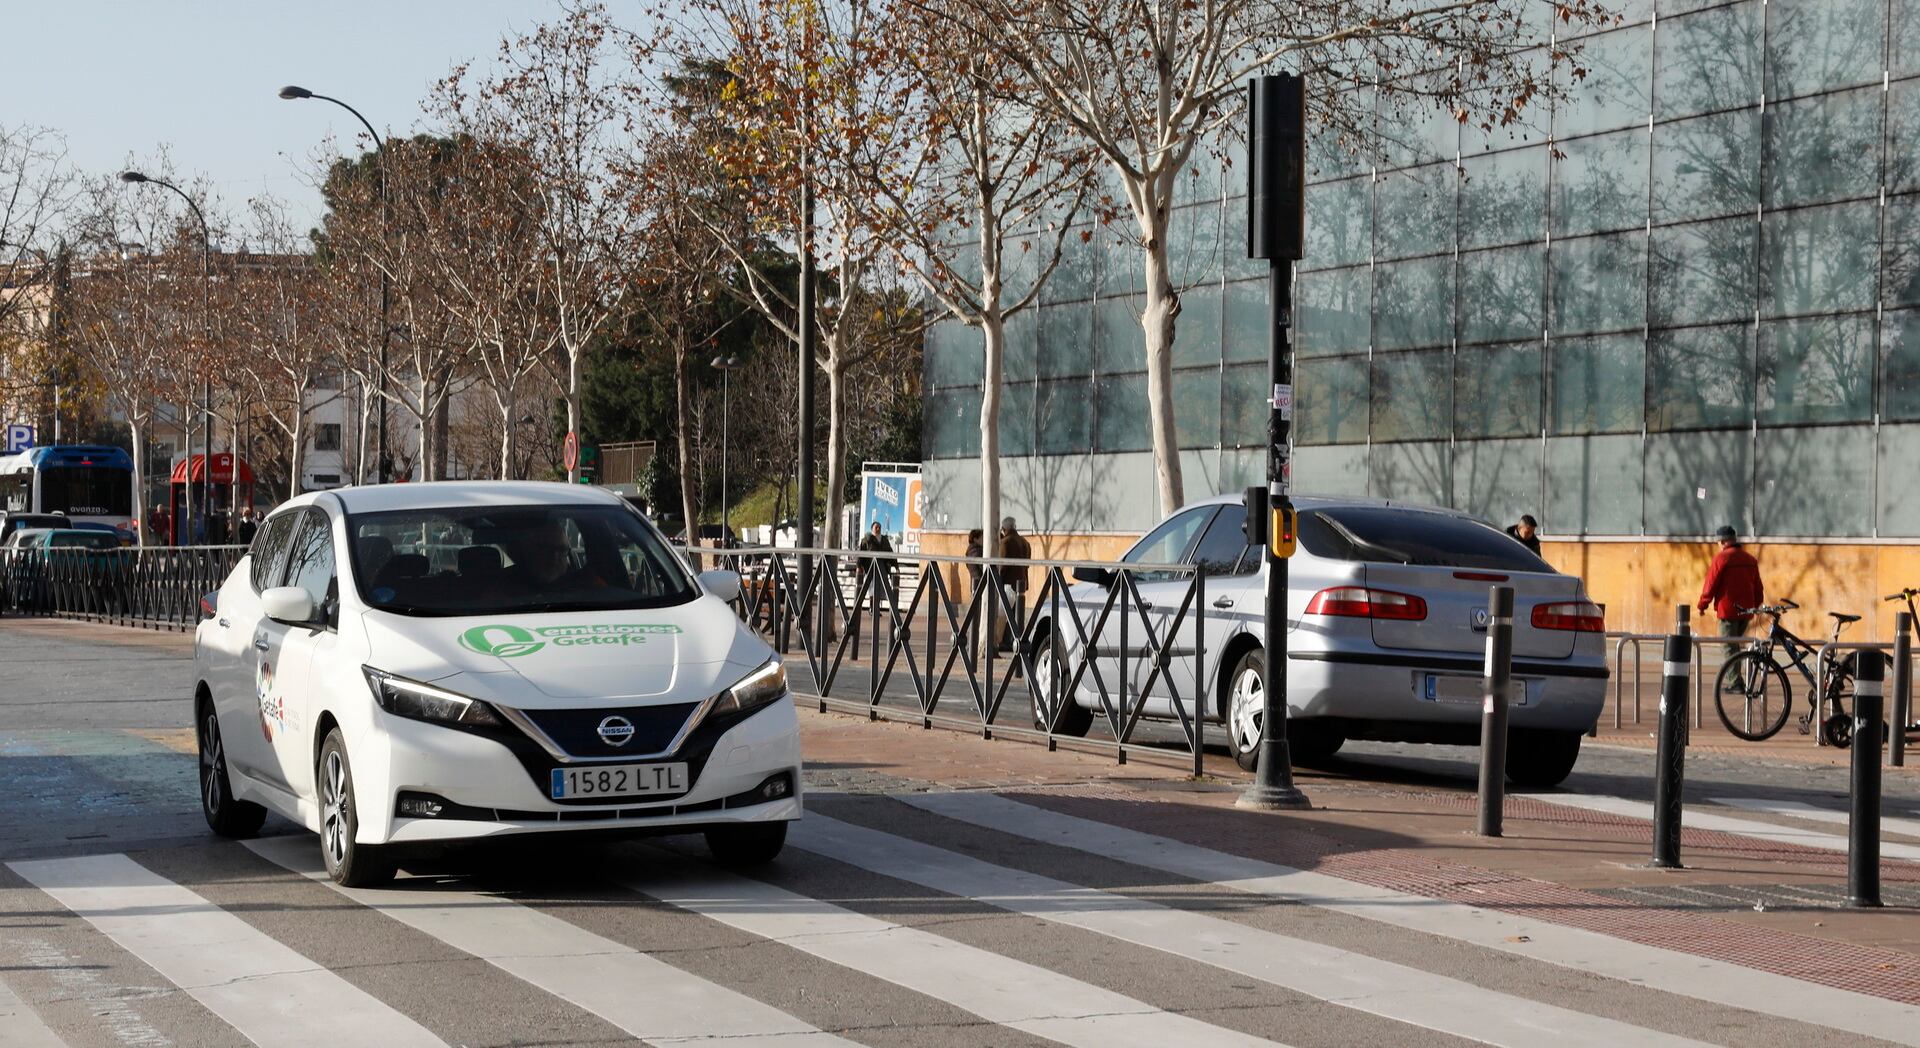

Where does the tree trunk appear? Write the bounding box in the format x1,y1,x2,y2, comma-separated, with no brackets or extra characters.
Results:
288,400,306,501
823,358,847,549
417,371,437,482
353,374,370,485
1139,207,1185,516
674,343,699,569
498,388,518,481
565,348,584,484
128,417,147,545
979,310,1005,557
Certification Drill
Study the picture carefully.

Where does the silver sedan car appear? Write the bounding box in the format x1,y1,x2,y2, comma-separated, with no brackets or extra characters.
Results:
1028,495,1607,786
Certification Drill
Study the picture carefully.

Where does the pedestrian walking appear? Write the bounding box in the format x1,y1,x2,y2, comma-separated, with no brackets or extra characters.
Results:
235,506,258,545
1505,514,1542,555
997,517,1032,653
851,521,895,652
1698,525,1764,637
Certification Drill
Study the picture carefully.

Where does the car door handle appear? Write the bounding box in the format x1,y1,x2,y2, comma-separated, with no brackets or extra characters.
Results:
1212,596,1235,609
217,617,230,628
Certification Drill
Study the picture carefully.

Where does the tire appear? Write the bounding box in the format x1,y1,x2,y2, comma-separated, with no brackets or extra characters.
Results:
1288,719,1345,766
1029,625,1092,737
1505,729,1582,788
317,729,394,887
706,821,788,866
1715,651,1793,741
197,699,266,838
1225,650,1266,771
1822,713,1853,749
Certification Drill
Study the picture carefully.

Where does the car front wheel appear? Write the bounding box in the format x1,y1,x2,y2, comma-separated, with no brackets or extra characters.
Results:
197,700,265,838
317,729,394,887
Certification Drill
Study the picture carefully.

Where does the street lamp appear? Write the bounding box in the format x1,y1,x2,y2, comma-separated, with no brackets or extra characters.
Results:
121,170,212,545
279,84,390,486
711,355,743,545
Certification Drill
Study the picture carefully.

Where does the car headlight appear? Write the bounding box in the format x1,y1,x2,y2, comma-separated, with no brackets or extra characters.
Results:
362,667,505,727
712,658,788,716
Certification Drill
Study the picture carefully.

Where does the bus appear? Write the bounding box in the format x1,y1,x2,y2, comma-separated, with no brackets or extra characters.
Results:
0,445,137,540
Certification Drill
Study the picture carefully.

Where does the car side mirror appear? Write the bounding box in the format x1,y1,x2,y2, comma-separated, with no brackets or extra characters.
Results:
701,569,742,602
261,586,317,626
1074,566,1115,587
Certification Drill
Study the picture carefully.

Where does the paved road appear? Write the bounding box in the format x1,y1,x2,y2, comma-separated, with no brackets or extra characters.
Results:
4,618,1919,1048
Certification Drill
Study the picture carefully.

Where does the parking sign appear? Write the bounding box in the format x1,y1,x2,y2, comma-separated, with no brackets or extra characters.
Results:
3,424,32,454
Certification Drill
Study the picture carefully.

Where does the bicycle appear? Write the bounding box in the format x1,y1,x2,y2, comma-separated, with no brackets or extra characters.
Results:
1714,599,1858,746
1882,588,1920,741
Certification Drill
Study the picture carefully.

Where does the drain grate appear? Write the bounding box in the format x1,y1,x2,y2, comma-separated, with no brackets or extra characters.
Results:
1590,881,1920,912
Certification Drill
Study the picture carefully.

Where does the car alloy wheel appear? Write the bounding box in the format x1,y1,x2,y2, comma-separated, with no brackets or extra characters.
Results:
317,730,394,887
197,701,264,838
1229,653,1263,771
320,748,350,870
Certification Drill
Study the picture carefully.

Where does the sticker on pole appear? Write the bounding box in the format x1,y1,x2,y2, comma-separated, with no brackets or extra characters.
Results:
1270,383,1293,420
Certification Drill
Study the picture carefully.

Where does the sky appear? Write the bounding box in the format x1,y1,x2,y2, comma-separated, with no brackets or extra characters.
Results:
2,1,577,238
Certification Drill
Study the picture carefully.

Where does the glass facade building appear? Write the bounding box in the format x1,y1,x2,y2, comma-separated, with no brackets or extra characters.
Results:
921,0,1920,540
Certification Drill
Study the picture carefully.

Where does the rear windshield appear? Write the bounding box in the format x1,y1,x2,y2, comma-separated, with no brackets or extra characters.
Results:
347,504,698,617
1302,507,1553,572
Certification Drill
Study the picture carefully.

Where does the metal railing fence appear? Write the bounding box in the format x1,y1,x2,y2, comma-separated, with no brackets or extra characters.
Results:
689,545,1216,774
0,545,246,631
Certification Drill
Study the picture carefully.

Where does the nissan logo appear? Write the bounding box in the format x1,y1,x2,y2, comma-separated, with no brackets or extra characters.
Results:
597,715,636,747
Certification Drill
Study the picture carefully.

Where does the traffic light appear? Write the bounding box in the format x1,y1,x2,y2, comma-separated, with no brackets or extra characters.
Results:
1242,487,1267,545
1271,504,1296,559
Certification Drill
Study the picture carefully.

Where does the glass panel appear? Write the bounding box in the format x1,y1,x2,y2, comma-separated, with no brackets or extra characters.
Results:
1644,429,1753,537
1222,362,1269,446
1756,313,1876,424
1295,356,1369,445
1760,202,1879,317
1220,196,1270,281
1036,378,1093,454
1650,109,1760,225
1370,350,1453,441
1554,24,1653,138
1887,79,1920,196
1458,245,1545,345
1039,225,1096,303
1550,232,1647,335
1551,128,1650,238
1455,343,1543,438
1095,373,1149,452
1175,367,1221,449
1099,232,1142,294
1655,2,1762,120
1766,0,1887,100
1308,86,1375,181
1896,0,1920,79
1369,441,1451,506
1551,333,1646,435
1170,202,1223,287
1660,0,1740,14
1882,308,1920,421
1546,434,1644,535
1648,217,1758,328
1036,300,1093,378
1223,279,1268,363
1298,266,1373,357
926,321,983,388
1647,323,1755,430
1753,425,1875,536
1763,86,1884,209
1458,146,1546,249
926,388,983,458
1462,66,1550,155
997,382,1037,456
1004,309,1039,382
1374,162,1456,260
1304,175,1373,269
1374,89,1460,169
1885,195,1920,307
1374,256,1456,350
1094,295,1144,372
1173,283,1222,367
1453,440,1543,531
1293,444,1368,496
1879,423,1920,535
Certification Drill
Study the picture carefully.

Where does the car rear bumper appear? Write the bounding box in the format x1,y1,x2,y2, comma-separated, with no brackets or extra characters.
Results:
1288,649,1605,733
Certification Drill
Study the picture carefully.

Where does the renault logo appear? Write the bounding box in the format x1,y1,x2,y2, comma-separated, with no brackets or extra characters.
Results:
597,715,636,747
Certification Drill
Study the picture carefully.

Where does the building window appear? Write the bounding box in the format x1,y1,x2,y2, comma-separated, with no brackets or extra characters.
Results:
312,424,342,452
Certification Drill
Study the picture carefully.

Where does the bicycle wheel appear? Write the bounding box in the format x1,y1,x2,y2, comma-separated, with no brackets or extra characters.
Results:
1715,651,1793,741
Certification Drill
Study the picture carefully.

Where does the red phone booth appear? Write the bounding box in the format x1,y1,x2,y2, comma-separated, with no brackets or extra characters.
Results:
169,453,255,545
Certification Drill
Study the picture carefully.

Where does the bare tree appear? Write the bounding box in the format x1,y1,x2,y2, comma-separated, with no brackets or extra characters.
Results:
0,125,72,341
227,198,330,497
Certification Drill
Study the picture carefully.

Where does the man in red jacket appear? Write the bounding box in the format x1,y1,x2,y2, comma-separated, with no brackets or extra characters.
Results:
1699,525,1765,636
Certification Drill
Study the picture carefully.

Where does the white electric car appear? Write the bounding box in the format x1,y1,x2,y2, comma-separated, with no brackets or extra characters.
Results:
192,482,801,886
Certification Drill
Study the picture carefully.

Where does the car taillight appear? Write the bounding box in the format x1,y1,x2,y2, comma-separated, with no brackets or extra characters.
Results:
1532,600,1605,632
1305,586,1427,621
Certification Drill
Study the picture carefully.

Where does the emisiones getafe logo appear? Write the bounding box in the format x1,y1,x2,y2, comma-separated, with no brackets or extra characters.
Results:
458,623,682,658
458,624,546,658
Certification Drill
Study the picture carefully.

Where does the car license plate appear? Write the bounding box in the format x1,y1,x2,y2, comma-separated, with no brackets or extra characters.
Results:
550,762,688,800
1423,674,1528,706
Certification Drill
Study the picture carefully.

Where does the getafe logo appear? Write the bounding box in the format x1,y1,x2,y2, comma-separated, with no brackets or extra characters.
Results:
458,623,683,658
255,658,283,741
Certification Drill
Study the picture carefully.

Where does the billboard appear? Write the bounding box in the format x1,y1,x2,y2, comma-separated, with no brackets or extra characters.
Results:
860,470,923,553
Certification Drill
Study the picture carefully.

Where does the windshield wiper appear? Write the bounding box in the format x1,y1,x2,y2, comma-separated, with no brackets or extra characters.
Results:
1319,515,1413,564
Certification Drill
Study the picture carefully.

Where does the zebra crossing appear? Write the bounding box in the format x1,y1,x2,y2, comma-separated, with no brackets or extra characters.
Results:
2,791,1915,1048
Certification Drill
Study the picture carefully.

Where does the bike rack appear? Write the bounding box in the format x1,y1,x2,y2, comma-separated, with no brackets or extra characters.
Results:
1815,640,1895,748
1607,632,1665,729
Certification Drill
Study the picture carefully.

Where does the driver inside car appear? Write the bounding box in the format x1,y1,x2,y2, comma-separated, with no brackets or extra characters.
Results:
501,518,607,592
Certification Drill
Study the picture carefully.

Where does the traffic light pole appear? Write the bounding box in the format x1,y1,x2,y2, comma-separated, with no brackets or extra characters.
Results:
1237,73,1310,811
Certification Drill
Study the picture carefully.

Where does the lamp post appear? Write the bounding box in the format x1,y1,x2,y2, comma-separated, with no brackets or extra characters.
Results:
710,355,742,545
120,171,212,545
279,85,389,486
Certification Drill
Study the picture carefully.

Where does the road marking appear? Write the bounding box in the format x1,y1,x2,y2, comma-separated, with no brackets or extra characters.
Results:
902,792,1920,1047
245,837,854,1047
1530,792,1920,862
7,853,445,1048
0,975,67,1048
627,859,1290,1048
793,813,1710,1048
1711,796,1920,840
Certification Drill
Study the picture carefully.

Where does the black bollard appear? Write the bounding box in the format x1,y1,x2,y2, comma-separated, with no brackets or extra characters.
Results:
1850,650,1885,908
1893,614,1911,769
1652,605,1691,869
1477,586,1516,837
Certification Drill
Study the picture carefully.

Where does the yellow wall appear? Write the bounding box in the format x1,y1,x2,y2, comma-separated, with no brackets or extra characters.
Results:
922,530,1920,639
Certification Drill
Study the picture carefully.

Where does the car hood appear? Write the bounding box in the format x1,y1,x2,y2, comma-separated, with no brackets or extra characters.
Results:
360,598,771,705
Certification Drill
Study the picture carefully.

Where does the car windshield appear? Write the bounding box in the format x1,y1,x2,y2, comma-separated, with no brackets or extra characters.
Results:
348,504,699,617
1303,507,1552,572
48,531,120,549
